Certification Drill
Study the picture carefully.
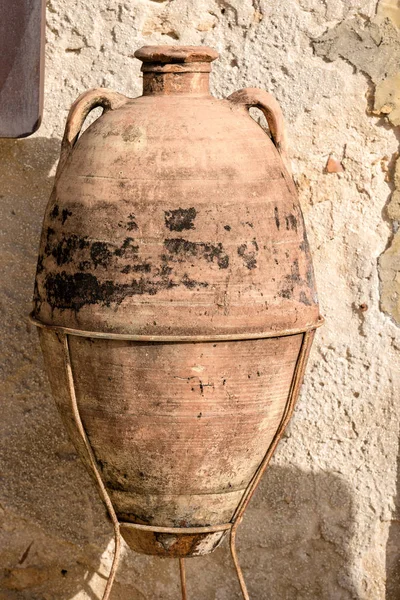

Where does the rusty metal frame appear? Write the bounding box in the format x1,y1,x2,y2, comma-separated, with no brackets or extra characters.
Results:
31,314,321,600
120,522,232,534
29,313,323,342
179,557,188,600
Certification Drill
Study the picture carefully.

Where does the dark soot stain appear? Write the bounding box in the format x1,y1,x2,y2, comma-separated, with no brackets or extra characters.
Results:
164,238,229,269
90,241,112,268
61,208,73,224
44,271,178,311
237,240,258,270
165,207,197,232
49,234,90,266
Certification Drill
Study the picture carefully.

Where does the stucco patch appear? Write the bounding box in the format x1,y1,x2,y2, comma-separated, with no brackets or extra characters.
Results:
313,8,400,326
379,231,400,322
374,72,400,126
313,15,400,84
378,0,400,27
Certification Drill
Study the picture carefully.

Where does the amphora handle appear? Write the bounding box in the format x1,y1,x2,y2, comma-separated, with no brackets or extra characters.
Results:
56,88,129,177
227,87,291,175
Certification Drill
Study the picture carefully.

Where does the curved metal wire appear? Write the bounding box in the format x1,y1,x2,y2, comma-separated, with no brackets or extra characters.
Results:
119,521,231,534
228,330,314,599
179,558,188,600
230,525,250,600
62,333,121,600
29,312,324,343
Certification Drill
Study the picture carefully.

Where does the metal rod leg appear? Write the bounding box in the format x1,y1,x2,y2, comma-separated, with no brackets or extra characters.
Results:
226,330,314,600
230,526,250,600
63,334,121,600
179,558,187,600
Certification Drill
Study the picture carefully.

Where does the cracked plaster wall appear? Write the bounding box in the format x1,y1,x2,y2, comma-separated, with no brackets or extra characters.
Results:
313,0,400,326
1,0,400,599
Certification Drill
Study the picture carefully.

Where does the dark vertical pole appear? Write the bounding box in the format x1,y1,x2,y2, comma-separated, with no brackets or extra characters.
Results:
0,0,45,137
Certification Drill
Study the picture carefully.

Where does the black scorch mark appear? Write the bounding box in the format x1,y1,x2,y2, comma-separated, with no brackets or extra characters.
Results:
47,232,90,267
164,207,197,232
78,260,92,271
306,263,315,288
90,242,112,268
114,237,139,258
121,263,152,274
237,239,259,270
278,259,301,299
44,271,178,311
157,263,173,278
126,213,138,231
299,291,312,306
181,274,209,289
164,238,229,269
45,232,141,270
285,214,298,231
50,205,59,219
61,208,72,224
274,207,280,230
49,204,72,224
36,255,44,274
39,225,225,312
278,259,316,304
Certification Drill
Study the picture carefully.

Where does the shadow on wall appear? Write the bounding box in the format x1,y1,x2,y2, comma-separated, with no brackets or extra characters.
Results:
109,465,359,600
219,464,358,600
386,447,400,600
0,136,111,600
0,137,357,599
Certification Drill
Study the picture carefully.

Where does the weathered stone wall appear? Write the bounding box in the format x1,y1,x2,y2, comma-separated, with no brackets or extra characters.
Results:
1,1,399,598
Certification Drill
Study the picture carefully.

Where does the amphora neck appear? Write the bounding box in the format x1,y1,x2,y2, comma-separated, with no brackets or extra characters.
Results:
134,45,218,97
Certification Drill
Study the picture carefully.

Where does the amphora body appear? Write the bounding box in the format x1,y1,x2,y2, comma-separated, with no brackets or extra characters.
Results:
32,45,321,597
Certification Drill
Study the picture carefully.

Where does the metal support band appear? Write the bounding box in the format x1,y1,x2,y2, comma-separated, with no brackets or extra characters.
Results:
29,312,324,343
120,522,232,534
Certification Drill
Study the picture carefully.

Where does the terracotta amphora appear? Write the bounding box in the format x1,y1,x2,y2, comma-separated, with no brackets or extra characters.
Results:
32,46,322,599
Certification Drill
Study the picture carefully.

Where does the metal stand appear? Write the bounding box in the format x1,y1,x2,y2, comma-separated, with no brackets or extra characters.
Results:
179,558,187,600
33,315,320,600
